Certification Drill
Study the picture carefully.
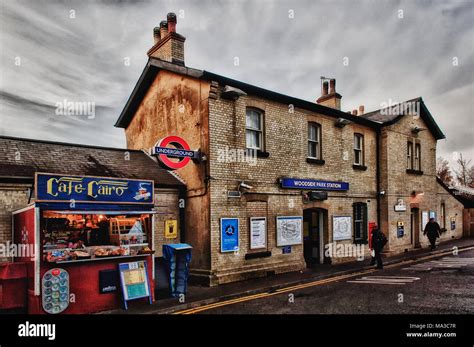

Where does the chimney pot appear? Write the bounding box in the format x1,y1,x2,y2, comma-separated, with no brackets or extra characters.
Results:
329,79,336,94
159,20,168,38
167,12,177,33
358,105,365,115
352,109,358,116
322,81,329,96
153,26,161,44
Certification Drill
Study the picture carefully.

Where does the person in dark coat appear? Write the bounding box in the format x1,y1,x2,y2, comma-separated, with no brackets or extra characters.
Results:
370,225,387,269
423,218,441,251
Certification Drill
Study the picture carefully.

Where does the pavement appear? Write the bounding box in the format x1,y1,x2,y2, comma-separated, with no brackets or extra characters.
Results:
100,237,474,315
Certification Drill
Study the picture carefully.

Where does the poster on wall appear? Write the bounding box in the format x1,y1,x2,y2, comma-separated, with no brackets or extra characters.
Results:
276,216,303,246
220,218,239,252
250,217,267,249
164,220,178,239
333,216,352,241
422,211,429,231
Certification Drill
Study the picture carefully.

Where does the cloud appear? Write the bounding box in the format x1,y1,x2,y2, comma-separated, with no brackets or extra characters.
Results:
0,0,472,167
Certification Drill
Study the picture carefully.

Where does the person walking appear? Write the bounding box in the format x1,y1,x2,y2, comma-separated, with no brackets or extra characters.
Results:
423,217,441,251
370,225,387,269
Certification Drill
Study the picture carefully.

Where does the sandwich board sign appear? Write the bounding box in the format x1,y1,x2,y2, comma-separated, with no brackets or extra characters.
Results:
118,260,152,310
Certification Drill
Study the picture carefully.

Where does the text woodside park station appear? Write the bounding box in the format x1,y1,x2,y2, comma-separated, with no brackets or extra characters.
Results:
0,12,471,314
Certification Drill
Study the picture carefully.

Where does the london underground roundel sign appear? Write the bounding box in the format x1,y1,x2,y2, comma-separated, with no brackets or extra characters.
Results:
153,136,195,170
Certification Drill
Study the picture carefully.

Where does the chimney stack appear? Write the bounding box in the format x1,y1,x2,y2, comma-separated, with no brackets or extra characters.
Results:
316,78,342,110
352,109,358,116
147,12,186,65
358,105,365,115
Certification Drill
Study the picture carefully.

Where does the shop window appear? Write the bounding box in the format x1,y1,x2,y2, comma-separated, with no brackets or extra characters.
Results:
353,133,364,166
407,141,413,170
414,143,421,171
353,202,368,244
308,122,322,159
246,108,264,150
440,202,446,229
42,212,151,262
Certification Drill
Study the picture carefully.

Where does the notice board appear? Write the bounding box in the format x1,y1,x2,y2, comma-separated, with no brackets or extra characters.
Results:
118,261,152,310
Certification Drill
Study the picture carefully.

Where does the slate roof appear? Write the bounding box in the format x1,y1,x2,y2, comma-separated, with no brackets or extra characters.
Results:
0,136,185,188
360,97,445,140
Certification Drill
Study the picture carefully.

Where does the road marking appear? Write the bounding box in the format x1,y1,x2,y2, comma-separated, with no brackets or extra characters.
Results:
347,275,420,285
173,246,474,314
402,257,474,271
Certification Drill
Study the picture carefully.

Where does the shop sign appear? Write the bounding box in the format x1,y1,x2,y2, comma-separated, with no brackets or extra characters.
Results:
397,221,405,238
280,178,349,191
164,220,178,239
394,199,407,212
276,216,303,246
42,268,69,314
35,173,154,204
250,217,266,249
220,218,239,252
333,216,352,241
152,135,198,170
118,261,152,310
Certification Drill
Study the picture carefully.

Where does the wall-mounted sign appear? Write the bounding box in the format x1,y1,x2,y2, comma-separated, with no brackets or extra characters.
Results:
280,178,349,191
282,246,292,254
276,216,303,246
333,216,352,241
35,173,154,205
42,268,69,314
450,217,456,231
164,220,178,239
152,136,198,170
220,218,239,252
394,198,407,212
397,221,405,238
99,270,119,294
250,217,266,249
118,261,152,310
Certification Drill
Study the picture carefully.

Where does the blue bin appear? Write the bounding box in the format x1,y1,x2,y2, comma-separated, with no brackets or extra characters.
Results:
162,244,192,297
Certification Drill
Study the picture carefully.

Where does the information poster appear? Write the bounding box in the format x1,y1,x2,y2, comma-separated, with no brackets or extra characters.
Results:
250,217,267,249
333,216,352,241
276,216,303,246
164,220,178,239
221,218,239,252
118,261,152,309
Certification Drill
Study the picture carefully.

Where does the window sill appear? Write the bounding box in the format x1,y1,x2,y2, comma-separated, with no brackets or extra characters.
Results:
306,158,325,165
353,164,367,171
406,169,423,175
246,149,270,158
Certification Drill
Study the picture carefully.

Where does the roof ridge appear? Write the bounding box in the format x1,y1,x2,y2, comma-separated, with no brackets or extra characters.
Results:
0,135,140,152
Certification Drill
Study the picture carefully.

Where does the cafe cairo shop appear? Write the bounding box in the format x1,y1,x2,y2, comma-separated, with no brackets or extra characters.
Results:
14,173,156,314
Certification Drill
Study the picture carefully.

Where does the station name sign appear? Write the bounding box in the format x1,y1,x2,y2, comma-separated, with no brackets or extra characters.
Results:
35,173,154,204
280,178,349,191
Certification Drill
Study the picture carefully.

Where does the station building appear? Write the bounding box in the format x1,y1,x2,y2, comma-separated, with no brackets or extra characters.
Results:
113,13,465,286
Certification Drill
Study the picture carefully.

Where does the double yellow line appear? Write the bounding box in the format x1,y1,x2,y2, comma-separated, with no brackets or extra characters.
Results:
173,246,474,315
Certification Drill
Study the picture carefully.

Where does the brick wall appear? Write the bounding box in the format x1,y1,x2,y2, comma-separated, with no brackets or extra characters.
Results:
0,184,31,262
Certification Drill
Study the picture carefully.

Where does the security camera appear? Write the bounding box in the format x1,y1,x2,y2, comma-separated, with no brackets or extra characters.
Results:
239,182,253,190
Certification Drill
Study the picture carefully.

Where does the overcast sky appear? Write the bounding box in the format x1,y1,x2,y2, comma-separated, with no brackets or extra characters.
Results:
0,0,473,168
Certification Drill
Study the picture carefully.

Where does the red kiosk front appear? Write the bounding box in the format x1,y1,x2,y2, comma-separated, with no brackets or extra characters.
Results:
12,173,156,314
